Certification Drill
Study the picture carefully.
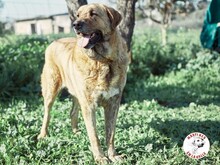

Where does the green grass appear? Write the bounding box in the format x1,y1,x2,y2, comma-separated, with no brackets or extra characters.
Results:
0,99,219,164
0,29,220,164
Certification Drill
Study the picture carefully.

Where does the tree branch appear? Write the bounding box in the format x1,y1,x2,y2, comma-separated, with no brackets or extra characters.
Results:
65,0,88,23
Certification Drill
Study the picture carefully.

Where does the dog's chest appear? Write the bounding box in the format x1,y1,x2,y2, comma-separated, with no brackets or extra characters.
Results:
84,62,122,100
92,87,120,101
84,61,112,88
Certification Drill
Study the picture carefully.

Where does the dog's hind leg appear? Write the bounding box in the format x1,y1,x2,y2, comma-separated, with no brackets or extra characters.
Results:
70,97,80,133
38,64,62,139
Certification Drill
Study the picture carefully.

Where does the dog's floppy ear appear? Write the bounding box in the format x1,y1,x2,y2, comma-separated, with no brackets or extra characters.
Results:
105,6,122,29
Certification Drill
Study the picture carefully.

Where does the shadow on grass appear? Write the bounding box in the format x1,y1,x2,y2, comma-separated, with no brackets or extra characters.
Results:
117,119,220,158
124,79,220,108
149,119,220,146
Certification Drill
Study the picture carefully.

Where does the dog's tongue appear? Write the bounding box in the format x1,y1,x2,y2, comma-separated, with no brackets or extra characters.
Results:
78,35,90,48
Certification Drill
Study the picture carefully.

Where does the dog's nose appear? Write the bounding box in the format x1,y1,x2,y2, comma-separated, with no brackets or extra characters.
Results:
73,21,84,30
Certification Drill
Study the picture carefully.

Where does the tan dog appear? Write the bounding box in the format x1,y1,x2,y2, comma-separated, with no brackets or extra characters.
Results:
37,3,130,163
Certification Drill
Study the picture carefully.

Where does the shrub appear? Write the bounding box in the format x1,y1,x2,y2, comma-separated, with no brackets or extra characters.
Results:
0,36,49,99
130,35,194,78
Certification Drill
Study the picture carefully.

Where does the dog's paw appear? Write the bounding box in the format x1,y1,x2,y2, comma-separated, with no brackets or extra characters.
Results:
72,128,81,135
95,156,110,164
37,133,47,140
108,154,125,162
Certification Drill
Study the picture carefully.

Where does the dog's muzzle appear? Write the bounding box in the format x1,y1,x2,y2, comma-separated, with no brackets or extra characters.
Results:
73,21,103,49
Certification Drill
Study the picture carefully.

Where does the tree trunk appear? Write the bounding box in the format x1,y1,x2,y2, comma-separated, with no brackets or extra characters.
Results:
117,0,137,52
65,0,88,23
161,24,168,46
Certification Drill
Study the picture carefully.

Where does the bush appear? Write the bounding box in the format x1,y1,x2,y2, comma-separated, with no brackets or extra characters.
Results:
125,46,220,105
130,35,197,78
124,29,220,104
0,36,49,99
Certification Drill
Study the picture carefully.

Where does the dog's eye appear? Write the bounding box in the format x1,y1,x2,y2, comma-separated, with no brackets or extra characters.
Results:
76,13,79,17
90,11,98,17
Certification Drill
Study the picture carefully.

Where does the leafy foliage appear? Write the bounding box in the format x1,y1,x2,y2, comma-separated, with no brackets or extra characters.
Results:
0,36,48,98
0,29,220,164
130,28,201,77
0,34,74,99
126,51,220,106
125,28,220,106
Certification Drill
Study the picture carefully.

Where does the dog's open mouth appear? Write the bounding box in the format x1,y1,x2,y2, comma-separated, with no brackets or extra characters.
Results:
77,31,102,49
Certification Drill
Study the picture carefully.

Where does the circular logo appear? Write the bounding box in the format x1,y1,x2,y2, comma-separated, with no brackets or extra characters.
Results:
183,132,210,159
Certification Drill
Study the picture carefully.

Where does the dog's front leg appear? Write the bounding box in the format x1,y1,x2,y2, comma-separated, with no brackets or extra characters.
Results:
104,95,124,162
81,104,109,163
37,101,52,139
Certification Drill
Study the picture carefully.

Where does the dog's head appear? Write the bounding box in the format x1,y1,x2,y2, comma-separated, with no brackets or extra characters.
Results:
73,3,122,49
192,137,205,148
